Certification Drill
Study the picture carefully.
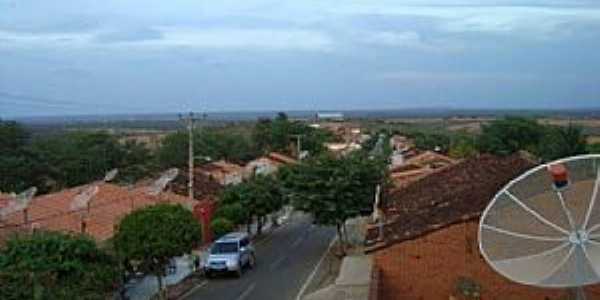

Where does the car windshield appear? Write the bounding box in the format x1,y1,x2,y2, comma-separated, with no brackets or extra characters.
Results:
211,242,238,254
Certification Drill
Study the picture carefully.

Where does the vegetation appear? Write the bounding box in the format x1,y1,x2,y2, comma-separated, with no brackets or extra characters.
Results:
0,120,157,194
279,151,387,254
478,117,545,156
216,174,284,236
252,112,333,157
589,143,600,154
157,128,258,169
0,231,119,300
477,117,588,160
211,217,235,239
113,204,201,300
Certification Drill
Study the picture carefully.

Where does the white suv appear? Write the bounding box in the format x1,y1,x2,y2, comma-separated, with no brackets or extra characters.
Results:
204,232,256,278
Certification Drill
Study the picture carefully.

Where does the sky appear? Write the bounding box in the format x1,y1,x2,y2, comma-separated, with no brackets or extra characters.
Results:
1,0,600,117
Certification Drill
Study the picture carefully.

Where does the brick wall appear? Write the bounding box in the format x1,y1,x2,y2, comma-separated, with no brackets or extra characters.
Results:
369,264,383,300
372,221,600,300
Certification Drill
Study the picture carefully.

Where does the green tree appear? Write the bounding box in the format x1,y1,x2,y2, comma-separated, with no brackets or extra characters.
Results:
537,124,587,161
478,117,545,156
157,129,258,169
588,143,600,154
29,131,125,189
117,140,158,184
449,134,478,159
0,120,45,193
217,175,284,235
0,231,119,300
279,152,386,254
211,218,235,239
113,204,201,300
251,112,333,156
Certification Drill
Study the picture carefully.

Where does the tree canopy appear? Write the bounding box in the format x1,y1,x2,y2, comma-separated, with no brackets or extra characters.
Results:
279,152,387,252
216,174,284,235
252,112,333,157
477,117,588,161
0,231,119,300
478,117,545,156
113,204,201,299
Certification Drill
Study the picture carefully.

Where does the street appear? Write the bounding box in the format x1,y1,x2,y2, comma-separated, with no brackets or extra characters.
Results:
182,214,336,300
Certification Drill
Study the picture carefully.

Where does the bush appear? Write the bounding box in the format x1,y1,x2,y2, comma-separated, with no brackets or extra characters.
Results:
211,218,235,239
0,231,119,300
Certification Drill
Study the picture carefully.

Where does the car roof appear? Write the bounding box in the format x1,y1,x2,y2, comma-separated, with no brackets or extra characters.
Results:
215,232,248,242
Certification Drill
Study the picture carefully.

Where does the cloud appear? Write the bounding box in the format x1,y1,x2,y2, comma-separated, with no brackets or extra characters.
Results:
0,27,334,52
374,71,541,84
332,4,600,38
144,27,334,51
358,30,464,52
93,27,163,43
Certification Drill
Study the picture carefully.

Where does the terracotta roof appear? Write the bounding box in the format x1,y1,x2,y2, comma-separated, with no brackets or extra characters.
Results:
197,160,245,186
389,151,458,190
170,169,224,199
366,152,537,252
0,182,197,243
404,150,456,166
0,193,11,210
267,152,298,165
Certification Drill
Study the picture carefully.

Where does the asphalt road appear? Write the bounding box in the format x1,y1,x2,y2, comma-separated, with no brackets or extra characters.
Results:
182,214,336,300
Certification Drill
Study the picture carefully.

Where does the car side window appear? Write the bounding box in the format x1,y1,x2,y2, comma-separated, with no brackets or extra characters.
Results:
240,238,248,248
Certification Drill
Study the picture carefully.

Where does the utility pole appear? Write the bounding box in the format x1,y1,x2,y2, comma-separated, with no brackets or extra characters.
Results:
180,112,198,201
291,134,303,160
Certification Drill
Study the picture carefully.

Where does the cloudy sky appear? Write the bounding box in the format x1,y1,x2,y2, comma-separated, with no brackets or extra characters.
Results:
1,0,600,117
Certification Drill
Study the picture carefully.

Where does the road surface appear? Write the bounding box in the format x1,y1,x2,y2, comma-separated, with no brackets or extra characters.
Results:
182,214,335,300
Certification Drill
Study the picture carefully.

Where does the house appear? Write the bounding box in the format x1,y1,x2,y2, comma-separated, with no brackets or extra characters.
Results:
316,112,344,122
197,160,245,186
362,152,599,299
245,152,298,176
389,151,457,190
0,182,201,245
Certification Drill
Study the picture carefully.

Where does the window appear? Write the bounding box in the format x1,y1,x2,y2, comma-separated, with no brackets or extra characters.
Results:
211,242,238,254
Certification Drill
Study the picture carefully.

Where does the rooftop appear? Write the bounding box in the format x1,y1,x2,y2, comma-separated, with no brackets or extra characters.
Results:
366,152,537,252
0,182,197,243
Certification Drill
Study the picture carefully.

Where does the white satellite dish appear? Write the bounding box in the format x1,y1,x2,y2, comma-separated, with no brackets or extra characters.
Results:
479,154,600,299
104,168,119,182
70,185,99,212
147,168,179,196
0,187,37,217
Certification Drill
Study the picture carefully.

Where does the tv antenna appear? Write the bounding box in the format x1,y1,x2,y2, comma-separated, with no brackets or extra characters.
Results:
70,185,99,212
104,168,119,182
147,168,179,196
479,154,600,299
0,187,37,222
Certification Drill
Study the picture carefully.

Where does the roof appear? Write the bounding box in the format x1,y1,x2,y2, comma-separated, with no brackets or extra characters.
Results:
218,232,248,242
366,152,537,252
170,169,223,199
403,150,456,166
267,152,297,165
197,160,245,185
0,182,197,243
389,151,457,190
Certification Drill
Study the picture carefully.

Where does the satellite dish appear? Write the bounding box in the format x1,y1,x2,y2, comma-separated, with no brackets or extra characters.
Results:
104,169,119,182
479,154,600,298
147,168,179,196
0,187,37,217
70,185,99,211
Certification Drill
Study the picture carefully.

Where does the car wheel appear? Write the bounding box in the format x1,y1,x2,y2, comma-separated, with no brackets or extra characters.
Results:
249,254,256,269
235,264,243,278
